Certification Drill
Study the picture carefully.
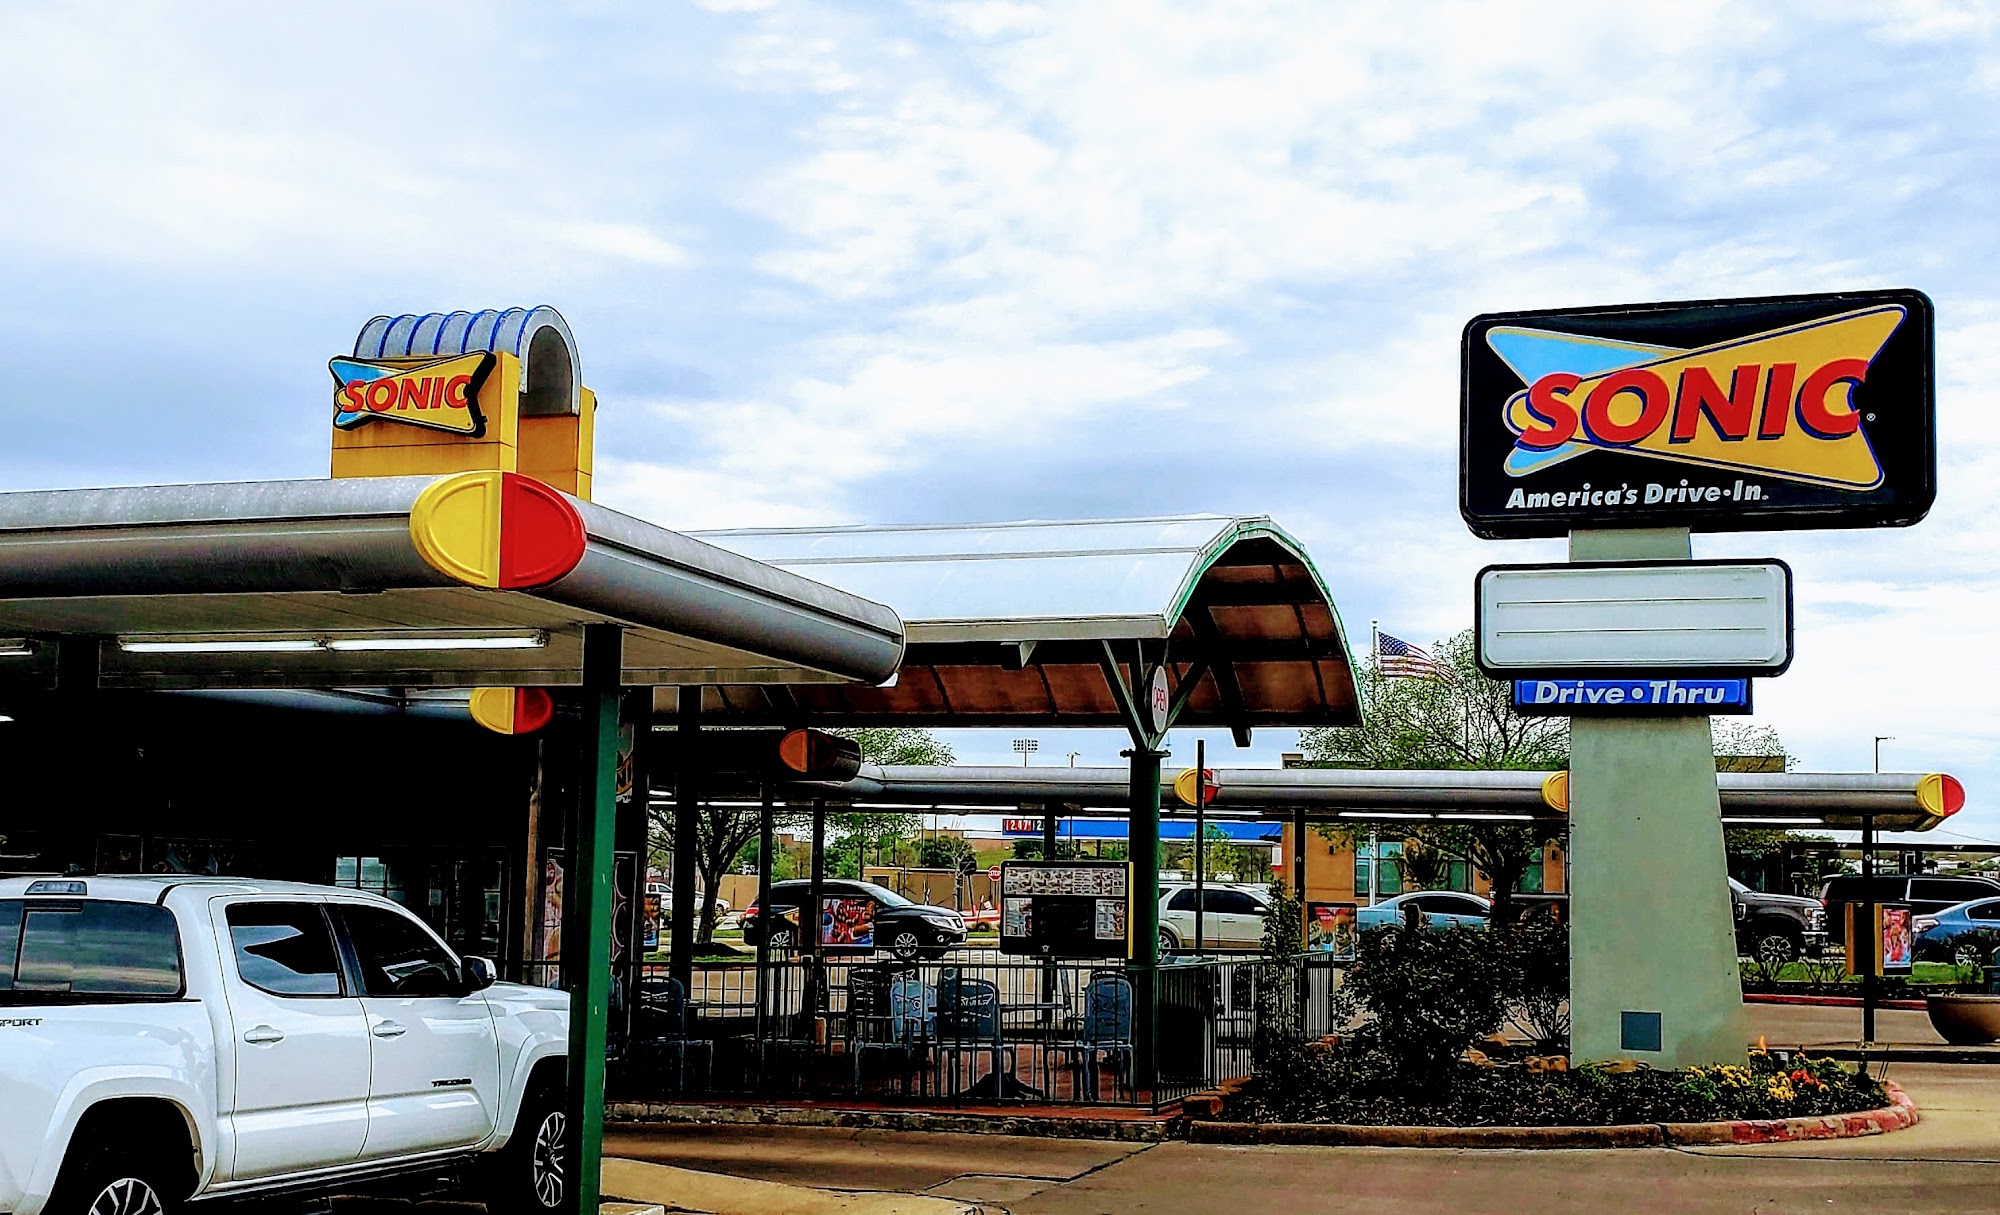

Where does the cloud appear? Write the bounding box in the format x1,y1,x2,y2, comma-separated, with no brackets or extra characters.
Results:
2,1,1997,837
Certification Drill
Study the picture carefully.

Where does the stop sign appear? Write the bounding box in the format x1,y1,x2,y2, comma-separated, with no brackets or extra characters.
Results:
988,865,1002,883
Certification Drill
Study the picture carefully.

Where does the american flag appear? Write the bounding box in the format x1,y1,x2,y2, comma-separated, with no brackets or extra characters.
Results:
1376,632,1444,679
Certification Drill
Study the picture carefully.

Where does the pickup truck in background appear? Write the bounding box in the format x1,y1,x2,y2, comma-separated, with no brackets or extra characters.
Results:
0,876,570,1215
1730,877,1826,966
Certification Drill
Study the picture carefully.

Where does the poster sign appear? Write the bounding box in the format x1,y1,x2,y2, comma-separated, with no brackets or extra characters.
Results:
1304,901,1359,957
819,895,877,951
1844,901,1915,978
1460,289,1935,539
999,861,1131,959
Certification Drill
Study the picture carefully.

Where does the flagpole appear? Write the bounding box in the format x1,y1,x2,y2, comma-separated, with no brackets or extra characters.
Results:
1370,619,1379,675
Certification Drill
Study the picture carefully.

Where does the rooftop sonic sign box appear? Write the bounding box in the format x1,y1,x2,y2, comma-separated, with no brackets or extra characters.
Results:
1459,289,1935,539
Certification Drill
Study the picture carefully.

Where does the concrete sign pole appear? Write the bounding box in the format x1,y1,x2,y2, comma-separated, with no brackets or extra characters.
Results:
1566,528,1746,1066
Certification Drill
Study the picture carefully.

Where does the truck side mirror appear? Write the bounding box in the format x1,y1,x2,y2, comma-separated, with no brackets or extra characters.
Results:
464,956,498,991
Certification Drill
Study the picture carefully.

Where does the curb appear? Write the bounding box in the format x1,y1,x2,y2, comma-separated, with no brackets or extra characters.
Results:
608,1100,1178,1142
1184,1082,1916,1149
1745,993,1927,1011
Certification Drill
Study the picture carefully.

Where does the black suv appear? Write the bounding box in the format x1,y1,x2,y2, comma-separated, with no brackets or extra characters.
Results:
741,879,967,960
1819,873,2000,944
1731,878,1827,966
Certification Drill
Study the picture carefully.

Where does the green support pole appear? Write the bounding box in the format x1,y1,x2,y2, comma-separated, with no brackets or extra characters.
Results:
563,623,621,1215
1566,529,1745,1067
1125,743,1165,1091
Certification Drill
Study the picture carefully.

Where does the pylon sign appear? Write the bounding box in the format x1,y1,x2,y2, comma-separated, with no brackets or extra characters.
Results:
1460,289,1935,539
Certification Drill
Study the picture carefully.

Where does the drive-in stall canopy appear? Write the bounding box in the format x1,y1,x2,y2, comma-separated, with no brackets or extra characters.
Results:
683,514,1361,739
0,475,902,689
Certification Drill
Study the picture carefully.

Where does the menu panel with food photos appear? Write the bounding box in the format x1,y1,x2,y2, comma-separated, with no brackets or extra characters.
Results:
999,861,1131,959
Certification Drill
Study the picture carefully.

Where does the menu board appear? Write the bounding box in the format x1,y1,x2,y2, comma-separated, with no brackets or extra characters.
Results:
999,861,1131,959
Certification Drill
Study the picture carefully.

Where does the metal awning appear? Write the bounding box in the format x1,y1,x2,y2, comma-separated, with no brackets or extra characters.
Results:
682,515,1362,739
0,476,904,689
776,765,1965,833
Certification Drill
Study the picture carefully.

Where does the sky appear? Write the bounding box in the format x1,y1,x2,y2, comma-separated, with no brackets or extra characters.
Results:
2,1,1996,842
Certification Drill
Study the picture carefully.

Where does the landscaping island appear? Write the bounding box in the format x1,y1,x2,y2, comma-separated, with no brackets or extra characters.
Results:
1220,1045,1892,1129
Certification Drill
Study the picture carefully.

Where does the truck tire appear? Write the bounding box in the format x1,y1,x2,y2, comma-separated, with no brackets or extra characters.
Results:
48,1143,184,1215
1752,925,1803,968
482,1076,569,1214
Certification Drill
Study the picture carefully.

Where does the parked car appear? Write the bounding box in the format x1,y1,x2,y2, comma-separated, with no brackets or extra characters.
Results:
1731,877,1827,966
0,875,571,1215
740,879,966,960
1157,883,1270,951
1914,896,2000,967
1819,873,2000,944
1355,890,1491,930
649,881,730,919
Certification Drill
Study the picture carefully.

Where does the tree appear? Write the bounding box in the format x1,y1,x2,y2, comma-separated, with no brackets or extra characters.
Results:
649,795,762,946
826,728,955,874
916,834,975,873
1300,629,1567,927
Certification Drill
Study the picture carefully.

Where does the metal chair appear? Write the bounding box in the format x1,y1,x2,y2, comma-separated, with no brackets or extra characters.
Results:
933,975,1010,1097
846,963,930,1094
1054,971,1133,1101
630,976,714,1092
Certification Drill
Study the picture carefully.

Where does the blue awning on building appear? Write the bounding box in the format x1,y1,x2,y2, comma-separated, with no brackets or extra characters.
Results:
1001,818,1280,843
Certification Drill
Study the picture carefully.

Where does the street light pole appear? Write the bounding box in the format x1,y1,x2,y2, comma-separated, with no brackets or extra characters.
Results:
1873,735,1893,774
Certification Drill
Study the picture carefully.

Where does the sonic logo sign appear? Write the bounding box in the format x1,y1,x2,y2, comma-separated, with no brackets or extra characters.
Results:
1460,290,1934,538
330,351,494,437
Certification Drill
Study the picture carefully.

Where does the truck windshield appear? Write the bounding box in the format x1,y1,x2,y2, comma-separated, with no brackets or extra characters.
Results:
0,899,184,1002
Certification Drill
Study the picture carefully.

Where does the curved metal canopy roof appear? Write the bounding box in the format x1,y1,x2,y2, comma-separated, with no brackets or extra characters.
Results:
0,477,904,689
681,515,1363,738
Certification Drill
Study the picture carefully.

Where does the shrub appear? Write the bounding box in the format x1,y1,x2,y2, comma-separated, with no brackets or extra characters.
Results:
1333,922,1508,1085
1499,913,1568,1050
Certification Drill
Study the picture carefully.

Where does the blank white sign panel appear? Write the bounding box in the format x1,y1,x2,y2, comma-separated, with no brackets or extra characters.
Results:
1477,562,1791,673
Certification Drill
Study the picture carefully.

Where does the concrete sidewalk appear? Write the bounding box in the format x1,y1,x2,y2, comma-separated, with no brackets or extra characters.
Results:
604,1125,1148,1210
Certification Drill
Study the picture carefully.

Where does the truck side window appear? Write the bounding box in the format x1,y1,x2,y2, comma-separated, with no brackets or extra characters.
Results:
227,903,344,997
337,905,462,998
7,901,182,999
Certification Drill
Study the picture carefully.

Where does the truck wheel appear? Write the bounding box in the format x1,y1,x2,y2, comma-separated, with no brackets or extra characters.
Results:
1753,928,1802,968
49,1145,182,1215
483,1079,569,1214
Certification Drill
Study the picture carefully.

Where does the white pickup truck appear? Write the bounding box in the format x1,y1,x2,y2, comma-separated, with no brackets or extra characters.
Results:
0,875,570,1215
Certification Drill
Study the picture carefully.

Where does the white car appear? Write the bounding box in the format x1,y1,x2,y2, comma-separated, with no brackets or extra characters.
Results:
650,882,730,918
1157,883,1271,950
0,875,571,1215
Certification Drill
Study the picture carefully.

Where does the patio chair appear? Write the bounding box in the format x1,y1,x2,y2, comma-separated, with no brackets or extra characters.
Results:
846,963,931,1094
630,976,714,1092
933,975,1011,1097
1054,971,1133,1101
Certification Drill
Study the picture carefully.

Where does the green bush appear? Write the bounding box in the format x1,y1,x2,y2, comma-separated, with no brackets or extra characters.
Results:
1334,923,1509,1083
1233,1048,1888,1127
1499,913,1568,1050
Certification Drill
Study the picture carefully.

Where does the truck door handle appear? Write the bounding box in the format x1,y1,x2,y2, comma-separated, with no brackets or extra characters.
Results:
371,1020,407,1039
243,1025,285,1045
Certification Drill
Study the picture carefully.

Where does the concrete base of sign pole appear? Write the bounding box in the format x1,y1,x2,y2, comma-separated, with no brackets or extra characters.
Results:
1567,528,1746,1069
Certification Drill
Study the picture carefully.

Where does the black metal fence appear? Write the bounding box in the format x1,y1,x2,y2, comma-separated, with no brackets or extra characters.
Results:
586,950,1343,1111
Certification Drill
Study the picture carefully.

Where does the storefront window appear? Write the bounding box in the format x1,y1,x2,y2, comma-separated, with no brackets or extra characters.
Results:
1354,840,1402,898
